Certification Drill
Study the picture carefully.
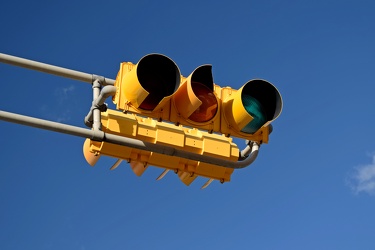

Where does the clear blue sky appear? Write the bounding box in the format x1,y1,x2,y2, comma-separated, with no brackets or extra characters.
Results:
1,1,375,249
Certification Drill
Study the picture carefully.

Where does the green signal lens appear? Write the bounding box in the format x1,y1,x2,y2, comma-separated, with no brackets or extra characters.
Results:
241,94,267,134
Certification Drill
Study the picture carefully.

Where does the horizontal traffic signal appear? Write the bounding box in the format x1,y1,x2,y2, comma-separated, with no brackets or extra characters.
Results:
83,109,238,185
112,54,282,142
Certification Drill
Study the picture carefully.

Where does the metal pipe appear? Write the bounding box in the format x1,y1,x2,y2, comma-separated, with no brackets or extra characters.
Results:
0,53,115,85
235,143,259,168
239,143,252,160
94,85,117,107
0,110,259,169
92,80,102,131
84,85,117,127
0,110,105,141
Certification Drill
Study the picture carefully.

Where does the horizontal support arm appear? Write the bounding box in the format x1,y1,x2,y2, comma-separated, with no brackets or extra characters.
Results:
0,110,258,169
0,53,115,85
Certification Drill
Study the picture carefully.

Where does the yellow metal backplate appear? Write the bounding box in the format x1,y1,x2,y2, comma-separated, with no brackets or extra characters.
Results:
84,109,239,184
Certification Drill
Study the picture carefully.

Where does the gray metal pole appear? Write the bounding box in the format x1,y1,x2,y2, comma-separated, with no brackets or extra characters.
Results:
92,80,102,131
0,110,258,169
0,53,115,85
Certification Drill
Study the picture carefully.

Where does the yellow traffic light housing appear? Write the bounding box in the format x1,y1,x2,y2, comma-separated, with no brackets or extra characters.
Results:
220,79,282,140
113,54,282,142
83,109,238,185
113,54,180,121
172,65,218,123
88,53,283,186
171,64,220,132
0,52,280,188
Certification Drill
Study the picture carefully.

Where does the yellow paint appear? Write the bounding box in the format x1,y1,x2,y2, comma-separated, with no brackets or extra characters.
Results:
113,59,280,142
83,109,238,185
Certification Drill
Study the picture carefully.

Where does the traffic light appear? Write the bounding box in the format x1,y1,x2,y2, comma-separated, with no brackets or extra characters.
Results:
219,79,282,141
170,64,220,132
112,54,282,143
113,54,180,121
83,109,238,185
85,53,282,186
0,51,280,187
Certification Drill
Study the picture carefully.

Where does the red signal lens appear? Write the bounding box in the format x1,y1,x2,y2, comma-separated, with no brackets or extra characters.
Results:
188,81,218,122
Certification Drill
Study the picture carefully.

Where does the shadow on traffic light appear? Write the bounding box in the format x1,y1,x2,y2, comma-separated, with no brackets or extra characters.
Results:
114,54,181,114
172,65,218,123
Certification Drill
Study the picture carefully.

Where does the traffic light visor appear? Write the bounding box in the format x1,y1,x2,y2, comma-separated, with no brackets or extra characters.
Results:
230,79,282,134
118,54,181,111
188,81,218,122
137,54,180,110
83,138,100,166
173,65,218,123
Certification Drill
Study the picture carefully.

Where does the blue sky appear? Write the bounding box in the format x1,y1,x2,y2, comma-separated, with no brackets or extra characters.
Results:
1,0,375,249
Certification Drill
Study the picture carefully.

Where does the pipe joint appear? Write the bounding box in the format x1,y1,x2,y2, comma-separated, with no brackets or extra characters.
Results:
91,129,105,142
92,74,115,86
92,75,105,86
